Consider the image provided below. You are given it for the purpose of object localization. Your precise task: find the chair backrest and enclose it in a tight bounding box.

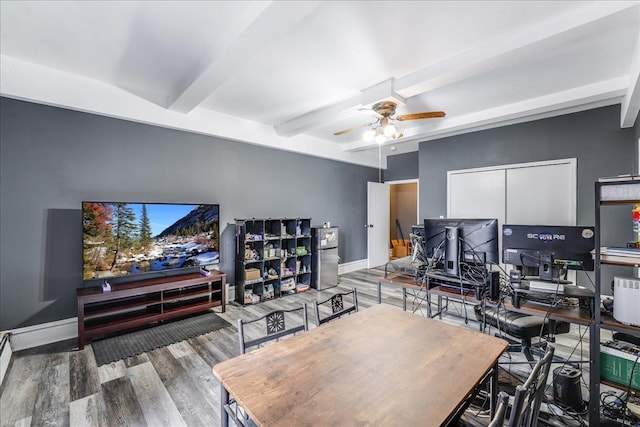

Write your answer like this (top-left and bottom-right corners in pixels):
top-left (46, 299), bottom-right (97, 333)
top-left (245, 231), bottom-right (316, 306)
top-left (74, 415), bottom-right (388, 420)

top-left (313, 288), bottom-right (359, 327)
top-left (508, 344), bottom-right (555, 427)
top-left (237, 303), bottom-right (308, 354)
top-left (488, 391), bottom-right (510, 427)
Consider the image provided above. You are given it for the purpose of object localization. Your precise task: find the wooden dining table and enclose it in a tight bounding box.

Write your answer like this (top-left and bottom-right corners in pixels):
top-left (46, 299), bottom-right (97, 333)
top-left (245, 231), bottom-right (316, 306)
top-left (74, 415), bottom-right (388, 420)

top-left (212, 304), bottom-right (508, 427)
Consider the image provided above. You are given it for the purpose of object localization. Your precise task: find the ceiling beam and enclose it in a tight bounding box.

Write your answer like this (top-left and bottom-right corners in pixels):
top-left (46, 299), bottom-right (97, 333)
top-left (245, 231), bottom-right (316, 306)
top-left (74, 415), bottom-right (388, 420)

top-left (274, 79), bottom-right (406, 137)
top-left (167, 1), bottom-right (322, 114)
top-left (621, 25), bottom-right (640, 128)
top-left (276, 1), bottom-right (638, 137)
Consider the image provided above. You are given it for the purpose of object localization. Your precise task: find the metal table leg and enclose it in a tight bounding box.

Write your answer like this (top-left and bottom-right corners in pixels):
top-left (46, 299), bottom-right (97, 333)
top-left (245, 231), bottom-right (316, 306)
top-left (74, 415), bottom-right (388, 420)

top-left (221, 383), bottom-right (229, 427)
top-left (489, 361), bottom-right (498, 418)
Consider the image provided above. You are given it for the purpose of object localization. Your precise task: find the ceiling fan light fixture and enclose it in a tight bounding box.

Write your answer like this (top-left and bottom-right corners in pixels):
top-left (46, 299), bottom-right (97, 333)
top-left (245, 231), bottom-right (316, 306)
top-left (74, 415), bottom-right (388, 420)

top-left (383, 123), bottom-right (397, 137)
top-left (363, 128), bottom-right (376, 142)
top-left (335, 100), bottom-right (445, 143)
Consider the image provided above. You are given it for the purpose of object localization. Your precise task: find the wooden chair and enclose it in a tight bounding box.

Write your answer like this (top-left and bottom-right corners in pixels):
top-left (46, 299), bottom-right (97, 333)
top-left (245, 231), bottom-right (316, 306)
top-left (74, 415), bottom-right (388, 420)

top-left (237, 303), bottom-right (308, 354)
top-left (507, 344), bottom-right (555, 427)
top-left (313, 288), bottom-right (358, 327)
top-left (488, 391), bottom-right (510, 427)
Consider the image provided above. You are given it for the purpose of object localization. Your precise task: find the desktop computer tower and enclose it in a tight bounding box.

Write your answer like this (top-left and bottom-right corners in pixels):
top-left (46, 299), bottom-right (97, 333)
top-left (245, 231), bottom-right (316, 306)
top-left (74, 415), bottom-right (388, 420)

top-left (444, 226), bottom-right (460, 277)
top-left (487, 270), bottom-right (501, 300)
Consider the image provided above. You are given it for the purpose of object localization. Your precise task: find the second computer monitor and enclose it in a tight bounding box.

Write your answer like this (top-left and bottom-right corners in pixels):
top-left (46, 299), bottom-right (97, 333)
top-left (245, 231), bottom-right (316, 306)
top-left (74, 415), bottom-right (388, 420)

top-left (423, 218), bottom-right (499, 276)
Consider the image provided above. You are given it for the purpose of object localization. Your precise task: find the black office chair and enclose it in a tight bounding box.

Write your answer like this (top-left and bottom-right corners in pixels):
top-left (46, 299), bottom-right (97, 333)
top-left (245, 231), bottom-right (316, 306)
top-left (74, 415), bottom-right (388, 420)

top-left (237, 303), bottom-right (309, 354)
top-left (507, 344), bottom-right (555, 427)
top-left (313, 288), bottom-right (358, 327)
top-left (488, 391), bottom-right (510, 427)
top-left (474, 304), bottom-right (569, 362)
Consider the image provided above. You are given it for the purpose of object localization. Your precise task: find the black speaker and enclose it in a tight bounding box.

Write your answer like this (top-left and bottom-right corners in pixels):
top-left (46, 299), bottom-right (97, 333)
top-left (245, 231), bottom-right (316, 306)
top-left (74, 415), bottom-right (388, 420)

top-left (553, 366), bottom-right (583, 411)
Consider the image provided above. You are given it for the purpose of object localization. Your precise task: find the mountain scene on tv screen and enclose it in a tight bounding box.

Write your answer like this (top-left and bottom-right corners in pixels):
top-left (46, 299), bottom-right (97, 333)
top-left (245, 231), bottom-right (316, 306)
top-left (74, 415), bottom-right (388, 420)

top-left (83, 203), bottom-right (219, 280)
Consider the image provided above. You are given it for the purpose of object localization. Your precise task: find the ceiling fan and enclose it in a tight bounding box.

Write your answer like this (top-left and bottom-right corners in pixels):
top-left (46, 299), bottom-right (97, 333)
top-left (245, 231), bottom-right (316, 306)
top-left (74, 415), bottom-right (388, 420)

top-left (333, 101), bottom-right (445, 143)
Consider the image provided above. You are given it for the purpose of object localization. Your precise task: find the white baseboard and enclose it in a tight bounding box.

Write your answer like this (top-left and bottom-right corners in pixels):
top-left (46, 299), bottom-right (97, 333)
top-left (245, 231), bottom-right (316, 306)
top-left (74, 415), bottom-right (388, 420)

top-left (338, 259), bottom-right (368, 275)
top-left (6, 317), bottom-right (77, 351)
top-left (0, 334), bottom-right (12, 387)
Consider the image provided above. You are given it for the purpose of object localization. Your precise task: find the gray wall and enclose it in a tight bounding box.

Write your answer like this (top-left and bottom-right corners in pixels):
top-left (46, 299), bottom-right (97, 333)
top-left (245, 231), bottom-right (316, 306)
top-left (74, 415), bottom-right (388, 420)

top-left (419, 105), bottom-right (636, 292)
top-left (384, 151), bottom-right (418, 181)
top-left (0, 98), bottom-right (378, 329)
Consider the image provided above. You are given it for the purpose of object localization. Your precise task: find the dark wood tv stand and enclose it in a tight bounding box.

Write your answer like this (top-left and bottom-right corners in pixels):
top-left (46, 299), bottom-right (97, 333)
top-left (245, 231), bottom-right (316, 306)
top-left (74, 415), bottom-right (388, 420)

top-left (76, 270), bottom-right (226, 350)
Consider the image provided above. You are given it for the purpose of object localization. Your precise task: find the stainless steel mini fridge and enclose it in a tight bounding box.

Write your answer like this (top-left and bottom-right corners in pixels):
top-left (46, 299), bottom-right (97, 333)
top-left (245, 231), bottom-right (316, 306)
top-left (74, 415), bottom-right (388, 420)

top-left (311, 226), bottom-right (339, 290)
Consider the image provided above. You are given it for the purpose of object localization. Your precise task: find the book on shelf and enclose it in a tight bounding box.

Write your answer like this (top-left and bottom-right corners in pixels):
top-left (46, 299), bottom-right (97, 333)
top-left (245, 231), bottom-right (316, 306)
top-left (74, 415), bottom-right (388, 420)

top-left (600, 254), bottom-right (640, 265)
top-left (598, 174), bottom-right (639, 182)
top-left (592, 247), bottom-right (640, 264)
top-left (600, 246), bottom-right (640, 257)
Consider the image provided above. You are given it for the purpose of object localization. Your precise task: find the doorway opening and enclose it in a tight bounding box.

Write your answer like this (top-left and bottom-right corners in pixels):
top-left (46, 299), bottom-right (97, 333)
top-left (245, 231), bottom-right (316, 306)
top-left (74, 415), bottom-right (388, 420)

top-left (389, 180), bottom-right (418, 259)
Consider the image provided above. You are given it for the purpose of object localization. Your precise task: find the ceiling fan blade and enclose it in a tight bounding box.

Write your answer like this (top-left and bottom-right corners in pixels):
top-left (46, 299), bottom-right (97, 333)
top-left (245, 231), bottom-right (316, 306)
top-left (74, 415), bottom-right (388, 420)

top-left (333, 122), bottom-right (375, 136)
top-left (396, 111), bottom-right (446, 121)
top-left (358, 108), bottom-right (383, 119)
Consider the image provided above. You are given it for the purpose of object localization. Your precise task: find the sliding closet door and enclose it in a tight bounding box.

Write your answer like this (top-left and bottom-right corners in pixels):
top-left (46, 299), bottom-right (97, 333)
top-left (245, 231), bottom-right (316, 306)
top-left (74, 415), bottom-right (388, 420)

top-left (448, 169), bottom-right (506, 224)
top-left (506, 162), bottom-right (576, 225)
top-left (448, 159), bottom-right (576, 225)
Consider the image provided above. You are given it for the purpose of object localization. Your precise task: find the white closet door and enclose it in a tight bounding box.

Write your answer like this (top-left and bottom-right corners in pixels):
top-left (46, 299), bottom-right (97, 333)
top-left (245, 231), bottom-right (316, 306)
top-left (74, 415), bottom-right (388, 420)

top-left (506, 162), bottom-right (576, 225)
top-left (448, 169), bottom-right (506, 223)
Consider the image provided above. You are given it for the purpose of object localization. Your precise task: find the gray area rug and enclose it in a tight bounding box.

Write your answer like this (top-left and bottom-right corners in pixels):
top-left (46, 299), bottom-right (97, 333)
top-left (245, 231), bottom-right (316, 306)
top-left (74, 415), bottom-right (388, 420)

top-left (91, 312), bottom-right (232, 366)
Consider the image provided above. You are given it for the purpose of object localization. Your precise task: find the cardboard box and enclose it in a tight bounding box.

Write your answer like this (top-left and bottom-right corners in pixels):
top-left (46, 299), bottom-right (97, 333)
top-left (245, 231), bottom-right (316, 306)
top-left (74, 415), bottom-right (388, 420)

top-left (245, 268), bottom-right (261, 281)
top-left (393, 246), bottom-right (408, 257)
top-left (600, 341), bottom-right (640, 391)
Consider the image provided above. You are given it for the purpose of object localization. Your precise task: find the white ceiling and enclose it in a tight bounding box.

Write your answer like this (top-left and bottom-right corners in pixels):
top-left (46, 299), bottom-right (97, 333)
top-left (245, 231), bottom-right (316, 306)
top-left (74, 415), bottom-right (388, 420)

top-left (1, 1), bottom-right (639, 168)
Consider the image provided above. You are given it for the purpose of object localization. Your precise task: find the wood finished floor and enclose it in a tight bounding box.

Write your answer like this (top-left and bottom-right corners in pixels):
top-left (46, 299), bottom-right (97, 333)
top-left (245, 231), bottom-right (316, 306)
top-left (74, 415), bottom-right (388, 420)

top-left (0, 267), bottom-right (604, 427)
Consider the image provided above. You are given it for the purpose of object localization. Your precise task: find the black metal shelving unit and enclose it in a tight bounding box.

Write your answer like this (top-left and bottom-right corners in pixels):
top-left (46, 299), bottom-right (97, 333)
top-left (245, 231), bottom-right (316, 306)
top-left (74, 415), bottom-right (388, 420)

top-left (591, 177), bottom-right (640, 425)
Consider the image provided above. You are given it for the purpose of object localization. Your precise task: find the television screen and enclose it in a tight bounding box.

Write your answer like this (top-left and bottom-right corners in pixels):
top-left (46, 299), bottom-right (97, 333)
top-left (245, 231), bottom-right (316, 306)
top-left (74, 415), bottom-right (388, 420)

top-left (82, 202), bottom-right (220, 280)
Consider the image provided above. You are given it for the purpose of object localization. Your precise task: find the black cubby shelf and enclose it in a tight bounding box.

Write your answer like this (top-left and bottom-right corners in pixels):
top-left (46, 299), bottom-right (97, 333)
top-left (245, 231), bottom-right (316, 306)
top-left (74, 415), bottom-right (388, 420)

top-left (235, 217), bottom-right (312, 305)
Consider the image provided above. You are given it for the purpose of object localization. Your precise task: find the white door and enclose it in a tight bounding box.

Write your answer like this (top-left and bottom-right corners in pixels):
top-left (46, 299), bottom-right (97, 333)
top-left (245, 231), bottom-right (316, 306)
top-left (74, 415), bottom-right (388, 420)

top-left (449, 169), bottom-right (506, 224)
top-left (367, 182), bottom-right (390, 268)
top-left (448, 159), bottom-right (576, 226)
top-left (506, 163), bottom-right (575, 225)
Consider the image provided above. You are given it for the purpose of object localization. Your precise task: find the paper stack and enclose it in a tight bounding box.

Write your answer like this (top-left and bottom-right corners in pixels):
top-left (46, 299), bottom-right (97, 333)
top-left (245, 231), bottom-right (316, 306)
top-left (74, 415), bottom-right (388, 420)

top-left (599, 246), bottom-right (640, 265)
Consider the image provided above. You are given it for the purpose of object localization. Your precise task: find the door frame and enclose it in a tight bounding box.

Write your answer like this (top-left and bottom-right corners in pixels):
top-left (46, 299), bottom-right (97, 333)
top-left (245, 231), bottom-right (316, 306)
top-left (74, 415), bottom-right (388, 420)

top-left (386, 178), bottom-right (420, 226)
top-left (367, 179), bottom-right (419, 267)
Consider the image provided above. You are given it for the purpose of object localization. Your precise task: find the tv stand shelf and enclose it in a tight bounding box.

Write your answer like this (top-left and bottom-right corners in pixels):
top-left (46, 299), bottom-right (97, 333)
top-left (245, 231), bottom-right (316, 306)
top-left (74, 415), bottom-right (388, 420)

top-left (76, 270), bottom-right (226, 350)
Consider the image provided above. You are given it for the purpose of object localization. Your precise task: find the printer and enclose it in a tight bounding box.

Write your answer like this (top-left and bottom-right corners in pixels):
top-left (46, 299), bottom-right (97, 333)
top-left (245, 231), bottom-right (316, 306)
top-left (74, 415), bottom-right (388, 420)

top-left (613, 276), bottom-right (640, 327)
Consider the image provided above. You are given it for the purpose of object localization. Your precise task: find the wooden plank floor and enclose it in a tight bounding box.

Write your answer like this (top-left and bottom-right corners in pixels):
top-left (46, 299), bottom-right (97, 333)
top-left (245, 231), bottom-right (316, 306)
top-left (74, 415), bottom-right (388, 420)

top-left (0, 267), bottom-right (607, 426)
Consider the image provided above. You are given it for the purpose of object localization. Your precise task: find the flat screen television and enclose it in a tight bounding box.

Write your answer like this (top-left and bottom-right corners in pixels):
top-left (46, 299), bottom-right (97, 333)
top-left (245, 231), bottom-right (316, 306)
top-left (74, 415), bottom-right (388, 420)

top-left (82, 202), bottom-right (220, 281)
top-left (502, 224), bottom-right (595, 280)
top-left (423, 218), bottom-right (499, 277)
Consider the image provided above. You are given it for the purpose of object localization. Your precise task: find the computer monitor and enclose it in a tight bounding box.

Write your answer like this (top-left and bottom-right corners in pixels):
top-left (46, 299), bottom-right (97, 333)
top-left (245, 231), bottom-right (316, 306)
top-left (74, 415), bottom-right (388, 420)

top-left (501, 224), bottom-right (595, 280)
top-left (423, 218), bottom-right (499, 277)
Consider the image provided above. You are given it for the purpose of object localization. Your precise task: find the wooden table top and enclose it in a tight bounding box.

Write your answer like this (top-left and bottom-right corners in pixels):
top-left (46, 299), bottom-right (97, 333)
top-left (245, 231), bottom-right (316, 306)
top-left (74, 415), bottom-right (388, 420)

top-left (213, 304), bottom-right (508, 427)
